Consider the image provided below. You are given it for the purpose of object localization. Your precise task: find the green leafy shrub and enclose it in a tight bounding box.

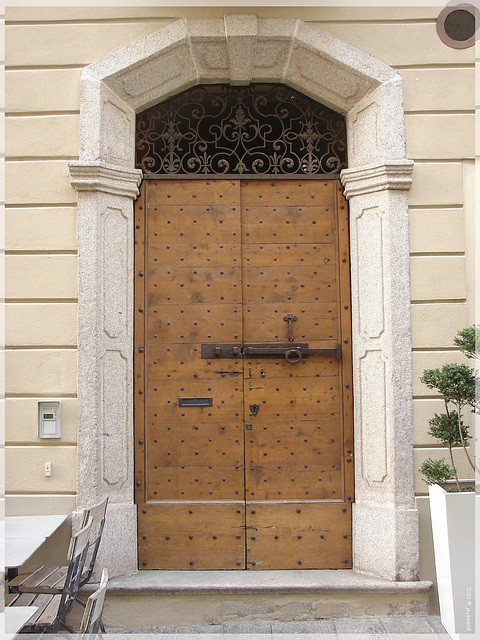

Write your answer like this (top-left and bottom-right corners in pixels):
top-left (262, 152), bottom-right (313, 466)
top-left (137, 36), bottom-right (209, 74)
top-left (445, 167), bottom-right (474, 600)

top-left (453, 325), bottom-right (479, 360)
top-left (420, 326), bottom-right (478, 490)
top-left (419, 458), bottom-right (455, 485)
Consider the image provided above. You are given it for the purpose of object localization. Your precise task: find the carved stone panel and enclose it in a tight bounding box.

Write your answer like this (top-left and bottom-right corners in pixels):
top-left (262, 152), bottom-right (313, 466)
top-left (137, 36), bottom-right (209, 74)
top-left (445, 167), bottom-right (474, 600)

top-left (355, 206), bottom-right (385, 340)
top-left (102, 207), bottom-right (128, 339)
top-left (101, 349), bottom-right (128, 486)
top-left (359, 350), bottom-right (388, 485)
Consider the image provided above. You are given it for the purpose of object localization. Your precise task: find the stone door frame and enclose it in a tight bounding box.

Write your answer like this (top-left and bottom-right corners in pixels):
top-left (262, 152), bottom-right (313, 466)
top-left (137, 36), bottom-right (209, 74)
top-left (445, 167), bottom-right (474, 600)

top-left (69, 15), bottom-right (419, 581)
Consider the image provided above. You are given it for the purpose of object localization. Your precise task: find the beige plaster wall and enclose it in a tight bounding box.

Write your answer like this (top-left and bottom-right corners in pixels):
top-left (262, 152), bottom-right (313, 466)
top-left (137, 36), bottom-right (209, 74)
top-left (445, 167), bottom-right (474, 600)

top-left (4, 7), bottom-right (474, 519)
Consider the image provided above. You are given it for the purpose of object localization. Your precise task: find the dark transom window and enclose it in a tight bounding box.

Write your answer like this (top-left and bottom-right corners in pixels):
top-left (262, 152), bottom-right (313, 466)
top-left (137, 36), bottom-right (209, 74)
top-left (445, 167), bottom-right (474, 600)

top-left (136, 84), bottom-right (347, 178)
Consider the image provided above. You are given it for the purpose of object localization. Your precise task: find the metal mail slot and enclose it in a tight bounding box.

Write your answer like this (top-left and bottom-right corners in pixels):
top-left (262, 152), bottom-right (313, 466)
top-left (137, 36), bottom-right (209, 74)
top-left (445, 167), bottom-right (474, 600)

top-left (178, 397), bottom-right (213, 407)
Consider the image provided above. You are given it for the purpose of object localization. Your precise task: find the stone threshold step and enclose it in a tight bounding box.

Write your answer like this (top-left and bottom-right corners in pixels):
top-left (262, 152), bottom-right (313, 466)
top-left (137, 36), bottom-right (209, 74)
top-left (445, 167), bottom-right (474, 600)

top-left (90, 570), bottom-right (432, 596)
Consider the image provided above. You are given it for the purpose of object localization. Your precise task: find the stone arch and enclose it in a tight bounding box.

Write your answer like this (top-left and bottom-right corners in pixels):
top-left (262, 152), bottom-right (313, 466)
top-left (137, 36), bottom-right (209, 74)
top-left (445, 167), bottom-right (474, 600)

top-left (69, 15), bottom-right (418, 581)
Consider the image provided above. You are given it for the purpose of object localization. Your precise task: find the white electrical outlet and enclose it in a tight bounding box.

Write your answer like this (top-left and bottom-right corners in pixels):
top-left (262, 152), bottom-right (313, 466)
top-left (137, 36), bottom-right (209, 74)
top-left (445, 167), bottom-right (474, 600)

top-left (45, 462), bottom-right (52, 477)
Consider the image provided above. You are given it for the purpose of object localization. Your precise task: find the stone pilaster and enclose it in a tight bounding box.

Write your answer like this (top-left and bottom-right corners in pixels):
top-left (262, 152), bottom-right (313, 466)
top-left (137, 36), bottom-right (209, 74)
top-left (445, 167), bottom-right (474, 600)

top-left (341, 161), bottom-right (419, 581)
top-left (69, 161), bottom-right (143, 578)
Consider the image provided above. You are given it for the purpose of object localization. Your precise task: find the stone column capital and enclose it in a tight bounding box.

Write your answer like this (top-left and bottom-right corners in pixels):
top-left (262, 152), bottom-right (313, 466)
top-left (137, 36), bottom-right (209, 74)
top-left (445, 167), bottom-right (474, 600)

top-left (69, 161), bottom-right (143, 198)
top-left (340, 160), bottom-right (414, 199)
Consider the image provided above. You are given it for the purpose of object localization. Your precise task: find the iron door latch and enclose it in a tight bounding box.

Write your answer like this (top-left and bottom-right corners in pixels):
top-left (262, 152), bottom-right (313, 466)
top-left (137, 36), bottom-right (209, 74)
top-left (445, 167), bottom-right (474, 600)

top-left (201, 343), bottom-right (341, 363)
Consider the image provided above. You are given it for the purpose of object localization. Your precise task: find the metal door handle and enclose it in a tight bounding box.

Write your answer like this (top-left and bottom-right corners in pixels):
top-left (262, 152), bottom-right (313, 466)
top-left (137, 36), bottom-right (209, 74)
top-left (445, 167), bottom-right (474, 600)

top-left (283, 314), bottom-right (298, 342)
top-left (285, 347), bottom-right (303, 364)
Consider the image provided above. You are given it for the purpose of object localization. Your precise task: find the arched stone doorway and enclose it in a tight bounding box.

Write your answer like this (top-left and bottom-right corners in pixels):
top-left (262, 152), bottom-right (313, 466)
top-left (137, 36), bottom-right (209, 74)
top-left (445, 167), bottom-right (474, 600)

top-left (69, 15), bottom-right (418, 582)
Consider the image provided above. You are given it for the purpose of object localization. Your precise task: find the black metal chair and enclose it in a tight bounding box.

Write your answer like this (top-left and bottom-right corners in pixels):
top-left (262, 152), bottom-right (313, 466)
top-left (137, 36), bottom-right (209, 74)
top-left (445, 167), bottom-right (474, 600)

top-left (9, 518), bottom-right (92, 633)
top-left (9, 497), bottom-right (108, 601)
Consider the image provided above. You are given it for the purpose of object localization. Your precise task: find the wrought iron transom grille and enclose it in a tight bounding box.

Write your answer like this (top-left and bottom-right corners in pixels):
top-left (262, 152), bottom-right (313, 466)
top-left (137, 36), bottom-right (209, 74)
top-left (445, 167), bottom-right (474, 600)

top-left (136, 84), bottom-right (347, 177)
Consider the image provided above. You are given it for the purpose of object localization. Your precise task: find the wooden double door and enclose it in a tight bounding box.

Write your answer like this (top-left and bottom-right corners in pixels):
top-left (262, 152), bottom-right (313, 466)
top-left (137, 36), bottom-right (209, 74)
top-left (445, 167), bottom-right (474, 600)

top-left (134, 178), bottom-right (353, 570)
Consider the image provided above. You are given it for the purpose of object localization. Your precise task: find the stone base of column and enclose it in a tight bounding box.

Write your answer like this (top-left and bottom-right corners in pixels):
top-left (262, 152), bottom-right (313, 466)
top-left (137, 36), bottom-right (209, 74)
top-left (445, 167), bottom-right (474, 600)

top-left (353, 502), bottom-right (419, 582)
top-left (73, 502), bottom-right (138, 580)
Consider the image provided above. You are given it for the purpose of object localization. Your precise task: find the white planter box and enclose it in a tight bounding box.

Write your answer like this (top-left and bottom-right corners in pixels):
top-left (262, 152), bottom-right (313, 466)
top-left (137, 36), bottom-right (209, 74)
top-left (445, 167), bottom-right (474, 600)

top-left (428, 484), bottom-right (476, 639)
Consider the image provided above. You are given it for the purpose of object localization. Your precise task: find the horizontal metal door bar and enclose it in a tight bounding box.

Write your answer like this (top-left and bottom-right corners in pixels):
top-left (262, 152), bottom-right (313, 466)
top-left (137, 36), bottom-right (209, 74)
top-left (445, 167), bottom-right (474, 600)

top-left (201, 343), bottom-right (341, 361)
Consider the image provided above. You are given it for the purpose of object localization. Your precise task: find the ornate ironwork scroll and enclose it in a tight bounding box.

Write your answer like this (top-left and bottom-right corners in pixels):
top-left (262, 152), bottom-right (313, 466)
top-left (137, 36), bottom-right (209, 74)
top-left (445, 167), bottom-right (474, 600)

top-left (136, 84), bottom-right (347, 177)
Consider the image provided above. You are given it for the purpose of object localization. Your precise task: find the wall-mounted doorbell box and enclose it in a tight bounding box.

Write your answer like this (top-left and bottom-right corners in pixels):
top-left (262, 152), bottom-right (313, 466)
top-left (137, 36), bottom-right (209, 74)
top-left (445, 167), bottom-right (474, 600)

top-left (38, 401), bottom-right (62, 439)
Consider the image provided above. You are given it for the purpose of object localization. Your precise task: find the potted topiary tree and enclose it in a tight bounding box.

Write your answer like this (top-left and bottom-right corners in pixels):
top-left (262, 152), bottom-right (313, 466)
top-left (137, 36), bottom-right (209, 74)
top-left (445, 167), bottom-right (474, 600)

top-left (419, 326), bottom-right (478, 640)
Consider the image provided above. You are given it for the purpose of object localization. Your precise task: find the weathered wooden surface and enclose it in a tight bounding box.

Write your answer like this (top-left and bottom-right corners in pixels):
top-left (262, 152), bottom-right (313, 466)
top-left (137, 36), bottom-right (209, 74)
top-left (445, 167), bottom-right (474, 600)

top-left (135, 178), bottom-right (353, 570)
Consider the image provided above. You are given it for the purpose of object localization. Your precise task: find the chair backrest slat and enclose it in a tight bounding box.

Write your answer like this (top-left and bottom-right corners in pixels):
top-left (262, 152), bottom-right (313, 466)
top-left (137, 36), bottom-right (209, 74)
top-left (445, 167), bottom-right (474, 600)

top-left (80, 496), bottom-right (108, 587)
top-left (80, 567), bottom-right (109, 637)
top-left (53, 518), bottom-right (93, 631)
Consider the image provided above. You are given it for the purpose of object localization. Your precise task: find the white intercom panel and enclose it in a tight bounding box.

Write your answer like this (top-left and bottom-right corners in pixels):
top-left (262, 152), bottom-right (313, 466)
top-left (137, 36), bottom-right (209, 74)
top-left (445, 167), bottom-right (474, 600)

top-left (38, 401), bottom-right (62, 439)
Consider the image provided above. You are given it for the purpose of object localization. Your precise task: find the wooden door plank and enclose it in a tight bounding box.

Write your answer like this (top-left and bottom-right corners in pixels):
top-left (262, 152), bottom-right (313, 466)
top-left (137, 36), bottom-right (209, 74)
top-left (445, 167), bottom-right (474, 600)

top-left (245, 419), bottom-right (341, 465)
top-left (245, 465), bottom-right (342, 501)
top-left (242, 206), bottom-right (334, 243)
top-left (134, 183), bottom-right (147, 501)
top-left (243, 266), bottom-right (337, 304)
top-left (244, 351), bottom-right (339, 378)
top-left (147, 343), bottom-right (243, 380)
top-left (243, 242), bottom-right (335, 267)
top-left (147, 205), bottom-right (241, 244)
top-left (147, 266), bottom-right (241, 304)
top-left (335, 184), bottom-right (355, 498)
top-left (147, 179), bottom-right (241, 206)
top-left (148, 242), bottom-right (238, 268)
top-left (147, 303), bottom-right (241, 344)
top-left (240, 179), bottom-right (335, 206)
top-left (146, 465), bottom-right (245, 501)
top-left (138, 503), bottom-right (245, 570)
top-left (147, 422), bottom-right (244, 466)
top-left (245, 502), bottom-right (352, 569)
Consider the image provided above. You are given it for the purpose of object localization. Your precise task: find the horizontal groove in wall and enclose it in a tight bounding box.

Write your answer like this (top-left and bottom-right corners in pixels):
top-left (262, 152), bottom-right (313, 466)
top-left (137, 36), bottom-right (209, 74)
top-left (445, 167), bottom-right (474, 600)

top-left (409, 252), bottom-right (465, 257)
top-left (412, 347), bottom-right (462, 353)
top-left (6, 250), bottom-right (78, 256)
top-left (7, 444), bottom-right (77, 450)
top-left (413, 443), bottom-right (462, 449)
top-left (6, 65), bottom-right (86, 71)
top-left (411, 157), bottom-right (474, 163)
top-left (6, 157), bottom-right (79, 162)
top-left (6, 491), bottom-right (77, 496)
top-left (6, 111), bottom-right (80, 117)
top-left (414, 395), bottom-right (443, 401)
top-left (6, 204), bottom-right (76, 211)
top-left (410, 201), bottom-right (463, 211)
top-left (5, 203), bottom-right (78, 209)
top-left (6, 393), bottom-right (78, 399)
top-left (408, 204), bottom-right (464, 210)
top-left (409, 159), bottom-right (465, 164)
top-left (6, 17), bottom-right (172, 26)
top-left (5, 346), bottom-right (78, 351)
top-left (6, 441), bottom-right (77, 447)
top-left (405, 110), bottom-right (475, 116)
top-left (7, 493), bottom-right (76, 497)
top-left (392, 63), bottom-right (475, 70)
top-left (5, 298), bottom-right (78, 304)
top-left (5, 16), bottom-right (439, 25)
top-left (410, 298), bottom-right (466, 305)
top-left (316, 18), bottom-right (437, 24)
